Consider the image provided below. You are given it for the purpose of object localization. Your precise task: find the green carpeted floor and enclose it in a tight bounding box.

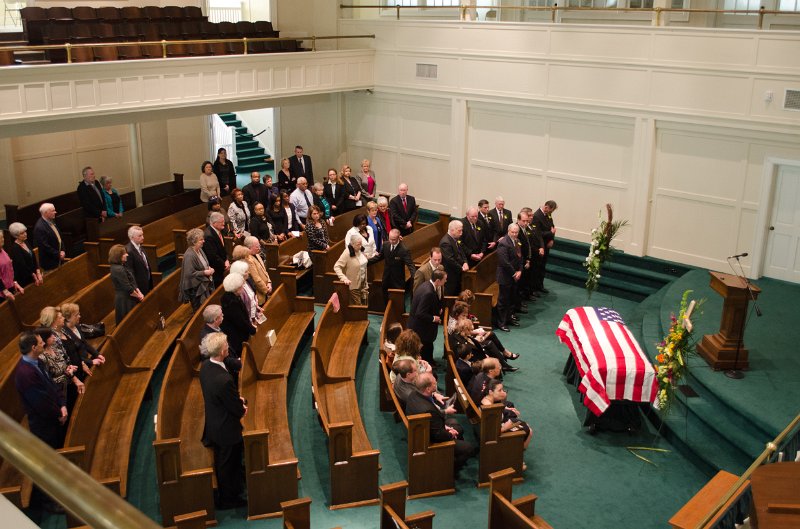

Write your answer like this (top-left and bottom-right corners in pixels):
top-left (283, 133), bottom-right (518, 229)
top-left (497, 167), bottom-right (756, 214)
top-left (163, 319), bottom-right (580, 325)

top-left (37, 279), bottom-right (721, 529)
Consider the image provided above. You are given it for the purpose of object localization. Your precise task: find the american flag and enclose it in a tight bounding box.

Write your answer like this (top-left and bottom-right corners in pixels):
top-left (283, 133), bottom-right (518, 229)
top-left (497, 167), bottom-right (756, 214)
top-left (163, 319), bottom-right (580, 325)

top-left (556, 307), bottom-right (658, 416)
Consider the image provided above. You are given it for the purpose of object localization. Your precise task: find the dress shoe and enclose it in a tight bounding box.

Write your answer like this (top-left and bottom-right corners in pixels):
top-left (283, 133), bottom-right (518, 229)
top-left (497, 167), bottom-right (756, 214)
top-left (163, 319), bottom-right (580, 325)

top-left (510, 315), bottom-right (519, 321)
top-left (516, 307), bottom-right (529, 314)
top-left (505, 352), bottom-right (520, 360)
top-left (502, 365), bottom-right (519, 373)
top-left (498, 326), bottom-right (511, 332)
top-left (509, 320), bottom-right (520, 327)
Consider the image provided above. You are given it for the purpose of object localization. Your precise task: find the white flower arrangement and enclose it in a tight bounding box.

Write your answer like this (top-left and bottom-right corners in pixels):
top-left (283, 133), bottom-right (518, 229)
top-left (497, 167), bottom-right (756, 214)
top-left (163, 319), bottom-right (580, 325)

top-left (583, 204), bottom-right (628, 295)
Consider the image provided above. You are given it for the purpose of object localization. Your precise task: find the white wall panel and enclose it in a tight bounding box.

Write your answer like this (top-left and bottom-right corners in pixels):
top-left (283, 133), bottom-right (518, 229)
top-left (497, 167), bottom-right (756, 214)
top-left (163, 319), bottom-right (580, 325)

top-left (546, 177), bottom-right (628, 244)
top-left (469, 109), bottom-right (548, 170)
top-left (755, 37), bottom-right (800, 70)
top-left (399, 102), bottom-right (451, 156)
top-left (399, 153), bottom-right (450, 211)
top-left (548, 65), bottom-right (649, 106)
top-left (649, 72), bottom-right (751, 115)
top-left (467, 164), bottom-right (544, 216)
top-left (548, 120), bottom-right (633, 184)
top-left (549, 30), bottom-right (651, 62)
top-left (652, 34), bottom-right (756, 67)
top-left (460, 59), bottom-right (547, 97)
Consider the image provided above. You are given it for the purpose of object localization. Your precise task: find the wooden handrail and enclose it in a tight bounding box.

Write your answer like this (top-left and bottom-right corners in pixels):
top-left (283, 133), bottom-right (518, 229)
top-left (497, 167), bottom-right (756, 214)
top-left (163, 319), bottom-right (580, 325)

top-left (0, 34), bottom-right (375, 61)
top-left (693, 411), bottom-right (800, 529)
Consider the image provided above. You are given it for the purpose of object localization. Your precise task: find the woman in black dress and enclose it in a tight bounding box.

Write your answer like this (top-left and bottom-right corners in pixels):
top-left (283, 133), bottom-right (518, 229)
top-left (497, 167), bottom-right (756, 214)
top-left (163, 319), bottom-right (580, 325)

top-left (267, 193), bottom-right (289, 241)
top-left (249, 202), bottom-right (277, 249)
top-left (7, 222), bottom-right (42, 288)
top-left (212, 147), bottom-right (235, 196)
top-left (276, 157), bottom-right (296, 195)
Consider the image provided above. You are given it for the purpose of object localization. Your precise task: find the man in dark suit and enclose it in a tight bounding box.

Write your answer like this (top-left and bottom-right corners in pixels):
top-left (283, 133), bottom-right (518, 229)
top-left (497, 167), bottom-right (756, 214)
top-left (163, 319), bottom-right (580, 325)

top-left (467, 358), bottom-right (502, 404)
top-left (405, 373), bottom-right (475, 474)
top-left (76, 166), bottom-right (107, 221)
top-left (454, 342), bottom-right (475, 387)
top-left (379, 229), bottom-right (416, 307)
top-left (407, 268), bottom-right (447, 365)
top-left (125, 226), bottom-right (154, 296)
top-left (33, 203), bottom-right (65, 271)
top-left (460, 207), bottom-right (486, 268)
top-left (496, 224), bottom-right (522, 332)
top-left (412, 247), bottom-right (443, 296)
top-left (388, 183), bottom-right (418, 236)
top-left (531, 200), bottom-right (557, 294)
top-left (487, 196), bottom-right (513, 245)
top-left (199, 332), bottom-right (247, 510)
top-left (440, 220), bottom-right (468, 297)
top-left (242, 171), bottom-right (269, 209)
top-left (523, 206), bottom-right (545, 297)
top-left (204, 211), bottom-right (230, 289)
top-left (514, 212), bottom-right (532, 313)
top-left (477, 199), bottom-right (497, 252)
top-left (288, 145), bottom-right (314, 186)
top-left (15, 332), bottom-right (68, 513)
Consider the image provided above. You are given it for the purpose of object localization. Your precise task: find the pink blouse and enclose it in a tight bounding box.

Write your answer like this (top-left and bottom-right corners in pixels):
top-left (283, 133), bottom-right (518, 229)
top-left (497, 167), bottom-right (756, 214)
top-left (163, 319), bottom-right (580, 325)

top-left (0, 249), bottom-right (14, 292)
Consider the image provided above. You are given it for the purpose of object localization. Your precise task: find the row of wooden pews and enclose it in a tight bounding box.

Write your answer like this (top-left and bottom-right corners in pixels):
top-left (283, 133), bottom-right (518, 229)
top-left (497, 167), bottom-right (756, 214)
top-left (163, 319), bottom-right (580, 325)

top-left (154, 272), bottom-right (315, 525)
top-left (310, 281), bottom-right (378, 509)
top-left (460, 249), bottom-right (499, 329)
top-left (443, 306), bottom-right (527, 486)
top-left (378, 289), bottom-right (456, 499)
top-left (59, 268), bottom-right (193, 514)
top-left (488, 468), bottom-right (553, 529)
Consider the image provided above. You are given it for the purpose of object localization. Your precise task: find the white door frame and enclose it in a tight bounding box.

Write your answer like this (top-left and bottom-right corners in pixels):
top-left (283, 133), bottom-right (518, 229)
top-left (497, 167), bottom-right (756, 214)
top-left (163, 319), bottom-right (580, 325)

top-left (752, 156), bottom-right (800, 278)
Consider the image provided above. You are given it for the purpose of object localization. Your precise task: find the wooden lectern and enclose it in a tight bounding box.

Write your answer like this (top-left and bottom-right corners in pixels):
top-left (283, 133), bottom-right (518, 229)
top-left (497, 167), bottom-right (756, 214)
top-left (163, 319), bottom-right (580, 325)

top-left (697, 271), bottom-right (760, 370)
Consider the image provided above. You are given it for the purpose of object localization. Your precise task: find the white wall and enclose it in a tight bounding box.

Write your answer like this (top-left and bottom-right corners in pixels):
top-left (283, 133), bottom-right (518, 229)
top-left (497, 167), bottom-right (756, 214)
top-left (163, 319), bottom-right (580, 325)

top-left (236, 108), bottom-right (276, 161)
top-left (278, 93), bottom-right (345, 178)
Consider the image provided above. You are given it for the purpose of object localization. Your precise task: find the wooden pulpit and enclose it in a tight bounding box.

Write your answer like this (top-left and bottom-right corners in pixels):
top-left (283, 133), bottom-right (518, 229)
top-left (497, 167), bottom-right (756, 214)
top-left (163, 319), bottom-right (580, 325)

top-left (697, 271), bottom-right (760, 370)
top-left (750, 462), bottom-right (800, 529)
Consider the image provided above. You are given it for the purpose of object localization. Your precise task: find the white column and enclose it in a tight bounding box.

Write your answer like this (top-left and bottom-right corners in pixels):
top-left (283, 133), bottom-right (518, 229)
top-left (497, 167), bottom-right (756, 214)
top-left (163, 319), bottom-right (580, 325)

top-left (628, 116), bottom-right (655, 257)
top-left (450, 97), bottom-right (469, 217)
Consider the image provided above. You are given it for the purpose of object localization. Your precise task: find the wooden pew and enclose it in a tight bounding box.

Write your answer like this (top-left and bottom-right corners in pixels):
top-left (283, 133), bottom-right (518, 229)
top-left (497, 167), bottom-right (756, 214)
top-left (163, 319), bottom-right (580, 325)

top-left (86, 189), bottom-right (199, 242)
top-left (281, 498), bottom-right (313, 529)
top-left (239, 272), bottom-right (314, 519)
top-left (154, 287), bottom-right (224, 529)
top-left (125, 202), bottom-right (210, 259)
top-left (62, 269), bottom-right (193, 504)
top-left (310, 281), bottom-right (378, 509)
top-left (0, 347), bottom-right (31, 509)
top-left (379, 481), bottom-right (436, 529)
top-left (11, 243), bottom-right (104, 326)
top-left (443, 308), bottom-right (526, 487)
top-left (488, 468), bottom-right (552, 529)
top-left (460, 249), bottom-right (498, 330)
top-left (377, 289), bottom-right (456, 499)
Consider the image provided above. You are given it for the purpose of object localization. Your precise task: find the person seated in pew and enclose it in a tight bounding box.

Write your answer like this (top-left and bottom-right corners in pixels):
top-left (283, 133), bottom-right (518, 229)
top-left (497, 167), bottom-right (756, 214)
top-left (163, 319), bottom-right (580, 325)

top-left (33, 202), bottom-right (66, 272)
top-left (467, 357), bottom-right (501, 405)
top-left (249, 202), bottom-right (277, 250)
top-left (406, 373), bottom-right (475, 474)
top-left (109, 244), bottom-right (144, 324)
top-left (243, 236), bottom-right (272, 305)
top-left (480, 379), bottom-right (533, 452)
top-left (229, 256), bottom-right (264, 326)
top-left (0, 231), bottom-right (24, 300)
top-left (455, 290), bottom-right (520, 361)
top-left (40, 306), bottom-right (85, 413)
top-left (305, 205), bottom-right (331, 252)
top-left (333, 233), bottom-right (370, 306)
top-left (383, 322), bottom-right (403, 366)
top-left (179, 228), bottom-right (215, 311)
top-left (99, 175), bottom-right (124, 218)
top-left (227, 188), bottom-right (251, 240)
top-left (450, 318), bottom-right (517, 373)
top-left (311, 182), bottom-right (334, 225)
top-left (455, 342), bottom-right (478, 387)
top-left (392, 357), bottom-right (418, 405)
top-left (199, 304), bottom-right (241, 374)
top-left (448, 300), bottom-right (519, 364)
top-left (60, 303), bottom-right (106, 380)
top-left (8, 222), bottom-right (43, 288)
top-left (220, 272), bottom-right (256, 358)
top-left (389, 329), bottom-right (431, 384)
top-left (199, 332), bottom-right (248, 510)
top-left (199, 161), bottom-right (220, 203)
top-left (345, 214), bottom-right (378, 260)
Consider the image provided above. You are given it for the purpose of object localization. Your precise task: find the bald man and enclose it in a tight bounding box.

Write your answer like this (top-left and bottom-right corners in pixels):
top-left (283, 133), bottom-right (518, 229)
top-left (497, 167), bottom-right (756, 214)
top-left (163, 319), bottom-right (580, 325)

top-left (389, 183), bottom-right (418, 236)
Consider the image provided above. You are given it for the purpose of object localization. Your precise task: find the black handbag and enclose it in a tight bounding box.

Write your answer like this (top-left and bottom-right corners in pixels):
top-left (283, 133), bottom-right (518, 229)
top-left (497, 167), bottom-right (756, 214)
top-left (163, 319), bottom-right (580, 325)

top-left (78, 322), bottom-right (106, 339)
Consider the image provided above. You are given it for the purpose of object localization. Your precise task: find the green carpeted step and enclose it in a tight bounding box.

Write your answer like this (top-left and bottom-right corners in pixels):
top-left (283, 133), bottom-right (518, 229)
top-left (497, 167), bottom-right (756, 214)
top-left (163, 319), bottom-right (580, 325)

top-left (237, 146), bottom-right (265, 157)
top-left (556, 239), bottom-right (693, 279)
top-left (547, 263), bottom-right (654, 301)
top-left (238, 153), bottom-right (267, 164)
top-left (234, 126), bottom-right (248, 135)
top-left (236, 139), bottom-right (259, 150)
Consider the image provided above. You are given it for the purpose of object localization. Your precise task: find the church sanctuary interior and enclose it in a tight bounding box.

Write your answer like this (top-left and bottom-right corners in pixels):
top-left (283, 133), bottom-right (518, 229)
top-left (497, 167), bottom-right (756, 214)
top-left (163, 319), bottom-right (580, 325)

top-left (0, 0), bottom-right (799, 528)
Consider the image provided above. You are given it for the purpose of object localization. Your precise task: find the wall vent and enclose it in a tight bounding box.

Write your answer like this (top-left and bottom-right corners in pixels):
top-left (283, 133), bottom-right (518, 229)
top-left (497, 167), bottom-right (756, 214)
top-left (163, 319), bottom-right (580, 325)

top-left (416, 63), bottom-right (438, 79)
top-left (784, 89), bottom-right (800, 111)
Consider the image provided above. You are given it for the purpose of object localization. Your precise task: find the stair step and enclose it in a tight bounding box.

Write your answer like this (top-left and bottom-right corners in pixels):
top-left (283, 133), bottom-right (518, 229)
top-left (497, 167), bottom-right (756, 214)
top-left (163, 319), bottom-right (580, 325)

top-left (547, 264), bottom-right (654, 300)
top-left (236, 146), bottom-right (266, 157)
top-left (236, 139), bottom-right (259, 150)
top-left (238, 154), bottom-right (268, 165)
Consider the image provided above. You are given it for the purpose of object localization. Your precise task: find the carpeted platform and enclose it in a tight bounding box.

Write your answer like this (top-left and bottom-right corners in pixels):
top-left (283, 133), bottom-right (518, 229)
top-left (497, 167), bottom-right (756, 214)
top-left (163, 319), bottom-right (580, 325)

top-left (33, 264), bottom-right (798, 529)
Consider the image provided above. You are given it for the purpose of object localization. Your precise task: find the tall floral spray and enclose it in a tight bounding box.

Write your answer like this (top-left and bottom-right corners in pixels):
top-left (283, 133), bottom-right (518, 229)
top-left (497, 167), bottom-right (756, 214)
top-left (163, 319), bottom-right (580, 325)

top-left (584, 204), bottom-right (628, 296)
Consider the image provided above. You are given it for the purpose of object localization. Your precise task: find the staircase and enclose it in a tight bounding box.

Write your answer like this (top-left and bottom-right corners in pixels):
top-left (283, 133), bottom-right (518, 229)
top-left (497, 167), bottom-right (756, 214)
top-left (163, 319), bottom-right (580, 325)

top-left (217, 113), bottom-right (275, 175)
top-left (546, 238), bottom-right (693, 301)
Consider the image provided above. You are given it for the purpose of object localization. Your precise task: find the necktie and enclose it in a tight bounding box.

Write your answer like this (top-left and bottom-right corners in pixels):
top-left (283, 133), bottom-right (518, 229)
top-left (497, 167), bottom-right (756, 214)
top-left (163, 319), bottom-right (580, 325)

top-left (299, 157), bottom-right (305, 173)
top-left (391, 245), bottom-right (396, 253)
top-left (303, 191), bottom-right (312, 208)
top-left (402, 197), bottom-right (407, 212)
top-left (138, 246), bottom-right (149, 271)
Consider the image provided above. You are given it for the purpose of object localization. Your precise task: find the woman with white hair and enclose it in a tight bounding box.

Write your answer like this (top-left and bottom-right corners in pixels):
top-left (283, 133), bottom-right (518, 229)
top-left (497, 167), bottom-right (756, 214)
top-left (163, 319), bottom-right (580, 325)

top-left (8, 221), bottom-right (43, 287)
top-left (0, 231), bottom-right (23, 300)
top-left (220, 273), bottom-right (256, 357)
top-left (229, 259), bottom-right (263, 324)
top-left (179, 228), bottom-right (215, 310)
top-left (333, 233), bottom-right (370, 305)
